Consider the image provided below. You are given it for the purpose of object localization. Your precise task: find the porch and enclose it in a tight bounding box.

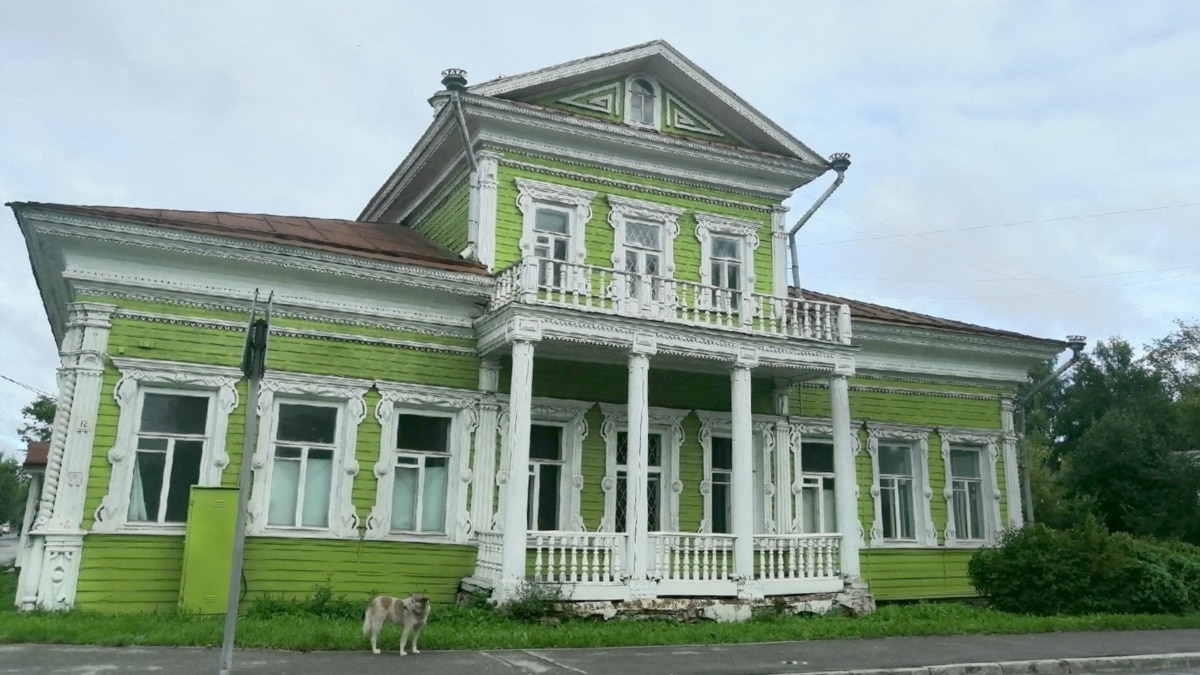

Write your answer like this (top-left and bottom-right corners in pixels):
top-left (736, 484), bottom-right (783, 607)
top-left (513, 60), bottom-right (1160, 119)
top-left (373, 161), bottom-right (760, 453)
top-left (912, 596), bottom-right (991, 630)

top-left (469, 530), bottom-right (843, 601)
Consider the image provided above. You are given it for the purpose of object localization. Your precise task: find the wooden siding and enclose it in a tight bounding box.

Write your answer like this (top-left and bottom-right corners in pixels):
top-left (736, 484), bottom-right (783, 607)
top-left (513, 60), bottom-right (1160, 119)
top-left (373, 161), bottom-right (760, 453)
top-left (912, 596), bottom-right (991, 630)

top-left (76, 535), bottom-right (185, 612)
top-left (861, 548), bottom-right (977, 600)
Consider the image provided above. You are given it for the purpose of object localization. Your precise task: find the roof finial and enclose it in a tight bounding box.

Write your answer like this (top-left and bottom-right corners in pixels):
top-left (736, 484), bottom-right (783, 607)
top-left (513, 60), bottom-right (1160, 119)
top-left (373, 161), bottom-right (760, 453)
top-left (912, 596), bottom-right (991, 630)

top-left (441, 68), bottom-right (468, 92)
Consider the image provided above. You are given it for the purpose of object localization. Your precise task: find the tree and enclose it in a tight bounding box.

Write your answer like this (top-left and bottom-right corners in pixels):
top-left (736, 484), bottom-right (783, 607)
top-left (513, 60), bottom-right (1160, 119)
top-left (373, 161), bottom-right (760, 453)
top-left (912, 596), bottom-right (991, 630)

top-left (0, 456), bottom-right (28, 529)
top-left (18, 394), bottom-right (56, 445)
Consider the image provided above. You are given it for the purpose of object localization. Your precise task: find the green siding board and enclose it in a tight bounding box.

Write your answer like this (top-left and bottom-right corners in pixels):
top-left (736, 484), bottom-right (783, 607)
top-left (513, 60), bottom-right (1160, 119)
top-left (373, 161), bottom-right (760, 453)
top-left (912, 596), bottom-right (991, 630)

top-left (861, 549), bottom-right (977, 600)
top-left (579, 408), bottom-right (608, 530)
top-left (677, 416), bottom-right (704, 533)
top-left (76, 535), bottom-right (185, 612)
top-left (414, 177), bottom-right (470, 254)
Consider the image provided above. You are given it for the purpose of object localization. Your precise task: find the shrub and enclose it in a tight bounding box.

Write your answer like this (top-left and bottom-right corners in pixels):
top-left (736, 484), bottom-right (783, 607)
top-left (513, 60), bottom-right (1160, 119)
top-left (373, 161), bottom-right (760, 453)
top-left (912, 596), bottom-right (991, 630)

top-left (245, 583), bottom-right (362, 621)
top-left (495, 582), bottom-right (569, 623)
top-left (968, 520), bottom-right (1199, 615)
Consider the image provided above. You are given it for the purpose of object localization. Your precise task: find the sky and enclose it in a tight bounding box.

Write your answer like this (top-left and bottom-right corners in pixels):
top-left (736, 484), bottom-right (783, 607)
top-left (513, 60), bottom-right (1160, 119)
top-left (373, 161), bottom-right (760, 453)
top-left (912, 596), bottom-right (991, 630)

top-left (1, 1), bottom-right (1198, 458)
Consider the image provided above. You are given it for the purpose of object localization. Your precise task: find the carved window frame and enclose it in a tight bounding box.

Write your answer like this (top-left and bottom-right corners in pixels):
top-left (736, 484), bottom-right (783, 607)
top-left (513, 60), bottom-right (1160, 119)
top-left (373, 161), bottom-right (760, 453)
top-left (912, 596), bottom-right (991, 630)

top-left (694, 212), bottom-right (761, 301)
top-left (790, 417), bottom-right (863, 544)
top-left (515, 177), bottom-right (596, 269)
top-left (939, 428), bottom-right (1003, 547)
top-left (503, 397), bottom-right (593, 532)
top-left (607, 195), bottom-right (684, 282)
top-left (92, 358), bottom-right (241, 534)
top-left (696, 410), bottom-right (778, 534)
top-left (597, 403), bottom-right (687, 533)
top-left (245, 373), bottom-right (371, 540)
top-left (623, 75), bottom-right (663, 130)
top-left (865, 422), bottom-right (937, 547)
top-left (365, 382), bottom-right (480, 544)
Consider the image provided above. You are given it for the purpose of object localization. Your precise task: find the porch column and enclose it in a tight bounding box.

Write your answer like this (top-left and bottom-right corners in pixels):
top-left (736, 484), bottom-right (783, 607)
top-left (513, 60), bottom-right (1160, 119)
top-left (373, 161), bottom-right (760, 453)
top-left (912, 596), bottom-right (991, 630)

top-left (499, 332), bottom-right (539, 595)
top-left (773, 379), bottom-right (794, 532)
top-left (731, 354), bottom-right (757, 580)
top-left (625, 337), bottom-right (655, 582)
top-left (472, 360), bottom-right (502, 533)
top-left (830, 372), bottom-right (861, 576)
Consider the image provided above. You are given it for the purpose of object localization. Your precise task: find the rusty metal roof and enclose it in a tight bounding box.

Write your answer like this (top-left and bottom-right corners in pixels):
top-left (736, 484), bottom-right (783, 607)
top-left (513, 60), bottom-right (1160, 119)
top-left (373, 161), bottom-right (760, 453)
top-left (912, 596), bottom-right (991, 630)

top-left (18, 203), bottom-right (489, 276)
top-left (24, 441), bottom-right (49, 470)
top-left (798, 288), bottom-right (1062, 344)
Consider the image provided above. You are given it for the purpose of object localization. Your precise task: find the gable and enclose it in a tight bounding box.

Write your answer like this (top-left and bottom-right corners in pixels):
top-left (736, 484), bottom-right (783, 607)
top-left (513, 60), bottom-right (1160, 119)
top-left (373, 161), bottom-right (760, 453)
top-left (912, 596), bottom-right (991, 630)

top-left (527, 75), bottom-right (748, 148)
top-left (467, 40), bottom-right (826, 165)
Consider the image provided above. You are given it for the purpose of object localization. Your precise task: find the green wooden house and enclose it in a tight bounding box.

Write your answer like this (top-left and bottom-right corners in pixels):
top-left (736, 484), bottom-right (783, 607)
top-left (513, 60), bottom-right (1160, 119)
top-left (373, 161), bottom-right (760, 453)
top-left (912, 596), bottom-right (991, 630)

top-left (10, 41), bottom-right (1064, 615)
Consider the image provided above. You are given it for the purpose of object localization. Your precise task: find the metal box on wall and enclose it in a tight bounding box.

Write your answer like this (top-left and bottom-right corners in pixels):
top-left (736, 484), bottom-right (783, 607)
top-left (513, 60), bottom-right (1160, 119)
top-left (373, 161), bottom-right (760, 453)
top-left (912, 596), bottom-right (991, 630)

top-left (179, 486), bottom-right (239, 614)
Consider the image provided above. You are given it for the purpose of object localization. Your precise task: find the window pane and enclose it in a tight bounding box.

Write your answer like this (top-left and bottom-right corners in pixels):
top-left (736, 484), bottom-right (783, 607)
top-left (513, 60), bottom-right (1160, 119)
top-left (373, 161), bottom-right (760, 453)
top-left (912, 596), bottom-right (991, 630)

top-left (879, 445), bottom-right (913, 475)
top-left (647, 474), bottom-right (661, 532)
top-left (164, 440), bottom-right (204, 522)
top-left (644, 254), bottom-right (660, 276)
top-left (137, 437), bottom-right (168, 451)
top-left (968, 482), bottom-right (984, 539)
top-left (712, 481), bottom-right (730, 534)
top-left (537, 464), bottom-right (560, 531)
top-left (615, 471), bottom-right (628, 533)
top-left (951, 449), bottom-right (981, 478)
top-left (276, 404), bottom-right (337, 444)
top-left (529, 425), bottom-right (562, 461)
top-left (391, 465), bottom-right (418, 531)
top-left (801, 486), bottom-right (819, 533)
top-left (397, 415), bottom-right (449, 453)
top-left (302, 450), bottom-right (334, 528)
top-left (822, 480), bottom-right (838, 533)
top-left (897, 479), bottom-right (915, 539)
top-left (616, 433), bottom-right (628, 466)
top-left (140, 393), bottom-right (209, 435)
top-left (268, 456), bottom-right (301, 526)
top-left (627, 221), bottom-right (660, 250)
top-left (552, 238), bottom-right (568, 261)
top-left (801, 441), bottom-right (834, 474)
top-left (422, 457), bottom-right (449, 533)
top-left (880, 482), bottom-right (896, 538)
top-left (128, 451), bottom-right (165, 522)
top-left (713, 236), bottom-right (740, 260)
top-left (648, 434), bottom-right (662, 467)
top-left (535, 209), bottom-right (568, 234)
top-left (711, 437), bottom-right (732, 470)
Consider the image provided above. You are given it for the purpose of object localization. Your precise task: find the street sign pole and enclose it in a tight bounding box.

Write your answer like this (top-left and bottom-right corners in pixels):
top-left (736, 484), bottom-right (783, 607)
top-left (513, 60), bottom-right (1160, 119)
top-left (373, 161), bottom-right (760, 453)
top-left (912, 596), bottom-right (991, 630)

top-left (218, 290), bottom-right (273, 675)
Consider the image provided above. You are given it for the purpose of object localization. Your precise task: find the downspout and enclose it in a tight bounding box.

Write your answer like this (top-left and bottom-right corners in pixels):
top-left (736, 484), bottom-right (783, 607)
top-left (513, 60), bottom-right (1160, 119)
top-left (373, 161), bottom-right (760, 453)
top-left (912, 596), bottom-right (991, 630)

top-left (788, 152), bottom-right (851, 294)
top-left (1014, 335), bottom-right (1087, 524)
top-left (442, 68), bottom-right (480, 260)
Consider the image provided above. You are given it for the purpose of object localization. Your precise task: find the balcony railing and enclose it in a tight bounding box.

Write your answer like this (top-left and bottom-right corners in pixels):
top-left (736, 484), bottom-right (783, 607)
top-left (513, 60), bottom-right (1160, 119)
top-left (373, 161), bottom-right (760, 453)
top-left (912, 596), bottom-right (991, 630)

top-left (491, 257), bottom-right (851, 345)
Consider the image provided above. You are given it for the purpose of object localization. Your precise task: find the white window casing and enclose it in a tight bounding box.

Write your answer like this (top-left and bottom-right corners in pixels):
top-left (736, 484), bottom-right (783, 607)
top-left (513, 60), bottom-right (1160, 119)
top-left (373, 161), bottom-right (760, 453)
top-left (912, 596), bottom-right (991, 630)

top-left (245, 373), bottom-right (371, 539)
top-left (515, 177), bottom-right (596, 268)
top-left (607, 194), bottom-right (684, 281)
top-left (695, 212), bottom-right (761, 311)
top-left (598, 403), bottom-right (687, 533)
top-left (623, 75), bottom-right (663, 130)
top-left (939, 428), bottom-right (1003, 547)
top-left (696, 410), bottom-right (777, 534)
top-left (865, 422), bottom-right (936, 547)
top-left (789, 417), bottom-right (862, 543)
top-left (365, 382), bottom-right (480, 543)
top-left (92, 358), bottom-right (241, 534)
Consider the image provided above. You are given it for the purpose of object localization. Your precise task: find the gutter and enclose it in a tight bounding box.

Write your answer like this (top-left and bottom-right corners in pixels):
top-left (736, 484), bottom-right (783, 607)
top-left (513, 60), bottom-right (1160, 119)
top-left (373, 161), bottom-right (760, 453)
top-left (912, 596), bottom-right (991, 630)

top-left (787, 152), bottom-right (851, 294)
top-left (441, 68), bottom-right (483, 260)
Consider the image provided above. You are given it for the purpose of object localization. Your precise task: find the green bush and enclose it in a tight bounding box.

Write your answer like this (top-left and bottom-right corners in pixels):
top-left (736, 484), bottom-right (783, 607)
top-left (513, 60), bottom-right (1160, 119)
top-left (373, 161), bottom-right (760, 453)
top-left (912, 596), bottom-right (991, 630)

top-left (968, 520), bottom-right (1199, 615)
top-left (244, 584), bottom-right (363, 621)
top-left (496, 582), bottom-right (569, 623)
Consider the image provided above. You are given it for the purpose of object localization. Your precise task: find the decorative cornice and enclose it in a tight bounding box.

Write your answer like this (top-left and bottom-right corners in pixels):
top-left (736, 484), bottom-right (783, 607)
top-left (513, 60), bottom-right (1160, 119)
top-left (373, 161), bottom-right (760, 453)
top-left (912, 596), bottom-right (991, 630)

top-left (797, 381), bottom-right (1000, 401)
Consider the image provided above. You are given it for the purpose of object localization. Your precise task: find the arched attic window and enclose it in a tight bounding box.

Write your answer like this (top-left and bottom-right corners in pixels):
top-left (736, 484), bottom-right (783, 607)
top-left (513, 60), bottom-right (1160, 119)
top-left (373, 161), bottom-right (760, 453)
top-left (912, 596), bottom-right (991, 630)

top-left (625, 76), bottom-right (660, 129)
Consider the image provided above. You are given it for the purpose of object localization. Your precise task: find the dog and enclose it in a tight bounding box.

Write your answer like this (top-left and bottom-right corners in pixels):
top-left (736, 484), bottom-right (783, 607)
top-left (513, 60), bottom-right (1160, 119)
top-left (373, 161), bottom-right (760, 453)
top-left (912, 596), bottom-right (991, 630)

top-left (362, 593), bottom-right (431, 655)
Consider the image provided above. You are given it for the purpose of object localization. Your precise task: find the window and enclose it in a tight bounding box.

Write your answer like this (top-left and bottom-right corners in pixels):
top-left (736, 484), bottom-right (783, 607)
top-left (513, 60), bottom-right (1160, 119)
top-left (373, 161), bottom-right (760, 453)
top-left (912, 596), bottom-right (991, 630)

top-left (127, 392), bottom-right (210, 524)
top-left (528, 425), bottom-right (564, 531)
top-left (392, 413), bottom-right (451, 534)
top-left (709, 437), bottom-right (732, 534)
top-left (600, 404), bottom-right (686, 534)
top-left (624, 220), bottom-right (663, 302)
top-left (267, 403), bottom-right (338, 528)
top-left (694, 213), bottom-right (760, 314)
top-left (606, 196), bottom-right (683, 312)
top-left (877, 443), bottom-right (916, 540)
top-left (515, 178), bottom-right (596, 280)
top-left (798, 439), bottom-right (837, 534)
top-left (533, 208), bottom-right (570, 288)
top-left (865, 424), bottom-right (936, 547)
top-left (949, 447), bottom-right (984, 541)
top-left (940, 430), bottom-right (1002, 546)
top-left (629, 77), bottom-right (656, 126)
top-left (94, 358), bottom-right (241, 534)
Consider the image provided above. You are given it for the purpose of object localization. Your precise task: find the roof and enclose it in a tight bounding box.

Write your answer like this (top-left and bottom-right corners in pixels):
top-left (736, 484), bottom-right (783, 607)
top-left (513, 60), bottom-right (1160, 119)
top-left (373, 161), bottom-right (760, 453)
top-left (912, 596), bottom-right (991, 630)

top-left (24, 441), bottom-right (49, 470)
top-left (14, 203), bottom-right (489, 276)
top-left (799, 288), bottom-right (1063, 344)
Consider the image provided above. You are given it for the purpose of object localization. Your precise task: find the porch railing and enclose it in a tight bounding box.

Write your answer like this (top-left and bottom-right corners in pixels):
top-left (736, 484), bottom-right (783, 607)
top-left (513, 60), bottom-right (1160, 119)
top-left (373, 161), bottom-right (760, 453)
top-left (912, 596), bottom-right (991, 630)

top-left (649, 532), bottom-right (736, 583)
top-left (531, 531), bottom-right (624, 584)
top-left (474, 530), bottom-right (504, 586)
top-left (755, 533), bottom-right (841, 581)
top-left (490, 257), bottom-right (850, 345)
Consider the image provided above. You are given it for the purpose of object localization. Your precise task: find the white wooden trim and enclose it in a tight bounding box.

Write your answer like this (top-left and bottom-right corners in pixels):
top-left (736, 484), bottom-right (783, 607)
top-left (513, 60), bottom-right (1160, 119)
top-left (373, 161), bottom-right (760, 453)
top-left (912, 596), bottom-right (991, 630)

top-left (515, 177), bottom-right (596, 266)
top-left (598, 403), bottom-right (688, 533)
top-left (528, 398), bottom-right (593, 531)
top-left (939, 427), bottom-right (1004, 547)
top-left (864, 421), bottom-right (936, 547)
top-left (606, 194), bottom-right (684, 281)
top-left (623, 74), bottom-right (663, 131)
top-left (694, 211), bottom-right (762, 297)
top-left (695, 410), bottom-right (777, 534)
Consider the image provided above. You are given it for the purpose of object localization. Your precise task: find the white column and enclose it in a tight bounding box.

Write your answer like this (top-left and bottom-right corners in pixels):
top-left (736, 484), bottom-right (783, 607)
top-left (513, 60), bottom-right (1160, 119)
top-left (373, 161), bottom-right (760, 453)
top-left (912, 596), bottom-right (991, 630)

top-left (474, 151), bottom-right (501, 270)
top-left (499, 338), bottom-right (537, 596)
top-left (625, 339), bottom-right (654, 581)
top-left (830, 372), bottom-right (860, 576)
top-left (771, 205), bottom-right (789, 297)
top-left (772, 379), bottom-right (793, 532)
top-left (731, 354), bottom-right (757, 582)
top-left (1000, 397), bottom-right (1023, 527)
top-left (472, 360), bottom-right (502, 533)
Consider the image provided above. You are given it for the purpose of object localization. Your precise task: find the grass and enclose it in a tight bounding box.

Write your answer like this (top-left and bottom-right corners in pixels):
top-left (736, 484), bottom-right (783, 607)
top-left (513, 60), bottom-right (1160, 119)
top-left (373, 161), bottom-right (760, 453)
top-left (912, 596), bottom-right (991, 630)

top-left (4, 569), bottom-right (1200, 651)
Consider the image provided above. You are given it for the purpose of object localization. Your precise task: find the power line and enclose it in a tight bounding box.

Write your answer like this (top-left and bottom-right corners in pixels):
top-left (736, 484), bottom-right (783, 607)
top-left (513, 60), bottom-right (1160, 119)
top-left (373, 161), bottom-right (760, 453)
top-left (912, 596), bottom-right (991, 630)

top-left (0, 374), bottom-right (52, 398)
top-left (807, 264), bottom-right (1197, 284)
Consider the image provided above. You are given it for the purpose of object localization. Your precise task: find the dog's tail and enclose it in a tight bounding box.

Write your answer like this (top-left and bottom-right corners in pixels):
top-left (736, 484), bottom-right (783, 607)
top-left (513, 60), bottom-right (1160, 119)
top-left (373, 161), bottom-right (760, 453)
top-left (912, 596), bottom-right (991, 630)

top-left (362, 603), bottom-right (372, 637)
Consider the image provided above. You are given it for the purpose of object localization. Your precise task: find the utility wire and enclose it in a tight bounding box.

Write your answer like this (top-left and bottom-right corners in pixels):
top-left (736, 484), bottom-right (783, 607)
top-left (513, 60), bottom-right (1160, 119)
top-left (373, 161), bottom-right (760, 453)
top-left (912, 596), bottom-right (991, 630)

top-left (0, 374), bottom-right (52, 398)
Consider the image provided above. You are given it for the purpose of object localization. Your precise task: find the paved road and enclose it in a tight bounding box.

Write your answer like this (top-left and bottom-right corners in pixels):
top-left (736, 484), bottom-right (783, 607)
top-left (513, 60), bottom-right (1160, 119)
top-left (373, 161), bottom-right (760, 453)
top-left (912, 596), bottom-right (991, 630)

top-left (3, 630), bottom-right (1200, 675)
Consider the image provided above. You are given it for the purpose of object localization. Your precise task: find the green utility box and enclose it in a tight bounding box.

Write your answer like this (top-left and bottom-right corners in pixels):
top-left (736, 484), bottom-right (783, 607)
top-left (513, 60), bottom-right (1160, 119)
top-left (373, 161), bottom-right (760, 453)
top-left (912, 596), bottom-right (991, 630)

top-left (179, 486), bottom-right (239, 614)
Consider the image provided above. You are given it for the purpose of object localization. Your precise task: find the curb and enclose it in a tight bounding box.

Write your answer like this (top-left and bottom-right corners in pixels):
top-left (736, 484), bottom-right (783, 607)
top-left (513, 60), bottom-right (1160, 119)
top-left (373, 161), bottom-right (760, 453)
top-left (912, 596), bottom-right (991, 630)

top-left (788, 653), bottom-right (1200, 675)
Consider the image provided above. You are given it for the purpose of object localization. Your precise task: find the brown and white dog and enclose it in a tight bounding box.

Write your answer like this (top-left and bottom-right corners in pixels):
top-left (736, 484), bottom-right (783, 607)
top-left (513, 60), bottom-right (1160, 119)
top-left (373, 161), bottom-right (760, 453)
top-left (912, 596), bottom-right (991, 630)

top-left (362, 593), bottom-right (431, 655)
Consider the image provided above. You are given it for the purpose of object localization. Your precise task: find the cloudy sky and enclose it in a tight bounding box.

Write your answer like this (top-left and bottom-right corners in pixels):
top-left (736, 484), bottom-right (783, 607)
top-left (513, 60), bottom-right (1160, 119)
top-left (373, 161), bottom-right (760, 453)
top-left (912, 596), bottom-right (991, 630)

top-left (2, 1), bottom-right (1197, 457)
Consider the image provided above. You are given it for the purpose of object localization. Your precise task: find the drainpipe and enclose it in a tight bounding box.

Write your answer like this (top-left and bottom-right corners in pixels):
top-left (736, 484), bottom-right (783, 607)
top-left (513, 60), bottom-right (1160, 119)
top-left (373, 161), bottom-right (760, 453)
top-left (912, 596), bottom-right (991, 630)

top-left (441, 68), bottom-right (481, 260)
top-left (1014, 335), bottom-right (1087, 524)
top-left (788, 153), bottom-right (851, 294)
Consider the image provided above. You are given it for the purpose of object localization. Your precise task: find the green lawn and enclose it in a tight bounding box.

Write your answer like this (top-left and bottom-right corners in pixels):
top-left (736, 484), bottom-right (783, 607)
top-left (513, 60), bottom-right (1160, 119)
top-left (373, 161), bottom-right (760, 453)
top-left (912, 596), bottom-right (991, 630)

top-left (5, 570), bottom-right (1200, 651)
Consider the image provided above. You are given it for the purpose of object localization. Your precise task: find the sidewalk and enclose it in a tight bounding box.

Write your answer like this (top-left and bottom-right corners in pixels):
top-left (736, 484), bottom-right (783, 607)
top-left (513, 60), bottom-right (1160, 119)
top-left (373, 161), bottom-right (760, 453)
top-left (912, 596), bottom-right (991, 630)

top-left (2, 629), bottom-right (1199, 675)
